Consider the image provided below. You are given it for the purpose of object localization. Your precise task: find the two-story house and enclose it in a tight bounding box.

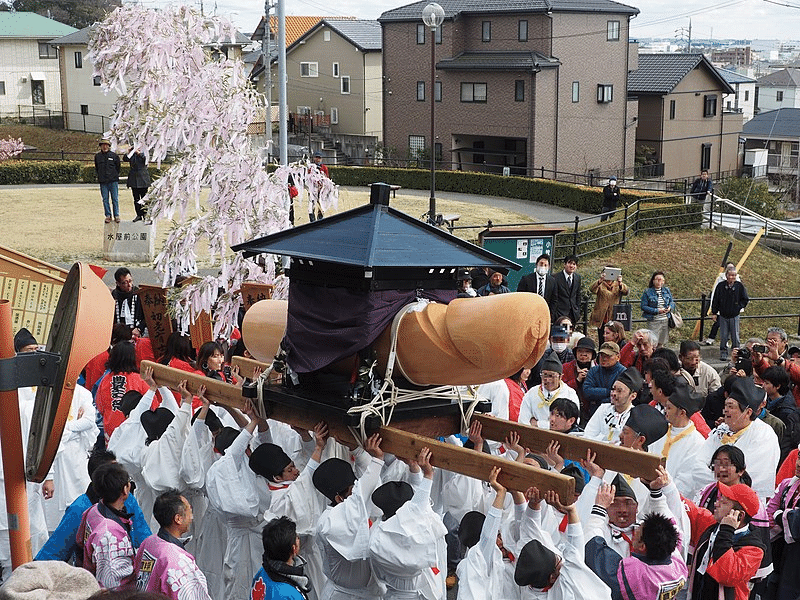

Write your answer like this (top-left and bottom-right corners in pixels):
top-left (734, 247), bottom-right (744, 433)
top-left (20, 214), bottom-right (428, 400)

top-left (275, 18), bottom-right (382, 157)
top-left (742, 108), bottom-right (800, 177)
top-left (756, 68), bottom-right (800, 113)
top-left (0, 12), bottom-right (76, 117)
top-left (379, 0), bottom-right (639, 177)
top-left (628, 53), bottom-right (740, 180)
top-left (718, 68), bottom-right (756, 123)
top-left (51, 25), bottom-right (252, 134)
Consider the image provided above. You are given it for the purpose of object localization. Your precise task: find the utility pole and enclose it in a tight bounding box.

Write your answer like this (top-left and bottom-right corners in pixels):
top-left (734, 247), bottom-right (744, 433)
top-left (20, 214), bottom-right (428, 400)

top-left (687, 19), bottom-right (692, 53)
top-left (277, 0), bottom-right (287, 165)
top-left (262, 1), bottom-right (272, 150)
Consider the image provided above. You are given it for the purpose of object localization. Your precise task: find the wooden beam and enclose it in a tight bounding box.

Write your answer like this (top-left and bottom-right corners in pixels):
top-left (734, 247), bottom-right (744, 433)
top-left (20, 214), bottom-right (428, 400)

top-left (231, 356), bottom-right (272, 381)
top-left (380, 427), bottom-right (575, 497)
top-left (473, 414), bottom-right (660, 481)
top-left (143, 361), bottom-right (248, 410)
top-left (143, 360), bottom-right (567, 492)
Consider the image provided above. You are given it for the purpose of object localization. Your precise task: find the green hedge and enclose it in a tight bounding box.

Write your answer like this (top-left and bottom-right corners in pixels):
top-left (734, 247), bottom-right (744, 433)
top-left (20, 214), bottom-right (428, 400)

top-left (0, 160), bottom-right (82, 184)
top-left (323, 166), bottom-right (672, 214)
top-left (80, 164), bottom-right (163, 183)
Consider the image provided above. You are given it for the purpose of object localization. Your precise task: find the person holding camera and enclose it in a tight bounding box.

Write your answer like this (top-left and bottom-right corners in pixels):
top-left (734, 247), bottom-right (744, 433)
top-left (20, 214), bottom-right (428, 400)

top-left (711, 267), bottom-right (749, 362)
top-left (589, 266), bottom-right (628, 342)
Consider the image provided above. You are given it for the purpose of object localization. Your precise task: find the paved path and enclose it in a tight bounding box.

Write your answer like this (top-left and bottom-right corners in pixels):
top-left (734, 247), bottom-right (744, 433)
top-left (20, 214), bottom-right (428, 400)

top-left (52, 186), bottom-right (594, 287)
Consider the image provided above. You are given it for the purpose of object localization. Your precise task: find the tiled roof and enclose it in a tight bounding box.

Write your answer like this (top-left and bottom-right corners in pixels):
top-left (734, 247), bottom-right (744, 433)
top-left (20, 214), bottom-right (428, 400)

top-left (437, 51), bottom-right (559, 71)
top-left (51, 25), bottom-right (250, 46)
top-left (379, 0), bottom-right (637, 22)
top-left (0, 12), bottom-right (76, 38)
top-left (323, 19), bottom-right (381, 51)
top-left (757, 68), bottom-right (800, 87)
top-left (628, 53), bottom-right (734, 95)
top-left (742, 108), bottom-right (800, 138)
top-left (251, 16), bottom-right (356, 47)
top-left (717, 67), bottom-right (756, 85)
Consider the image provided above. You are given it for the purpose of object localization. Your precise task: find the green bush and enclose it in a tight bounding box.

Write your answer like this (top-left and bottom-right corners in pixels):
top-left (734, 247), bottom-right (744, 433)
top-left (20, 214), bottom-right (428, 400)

top-left (0, 160), bottom-right (82, 184)
top-left (324, 166), bottom-right (671, 213)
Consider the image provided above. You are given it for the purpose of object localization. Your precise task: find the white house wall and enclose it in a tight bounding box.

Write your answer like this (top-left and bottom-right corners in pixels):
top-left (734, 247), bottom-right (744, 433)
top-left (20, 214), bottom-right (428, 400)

top-left (0, 38), bottom-right (63, 115)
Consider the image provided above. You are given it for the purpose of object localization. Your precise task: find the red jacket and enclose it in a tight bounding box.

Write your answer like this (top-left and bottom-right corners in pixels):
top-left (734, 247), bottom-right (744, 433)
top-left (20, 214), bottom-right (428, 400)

top-left (95, 371), bottom-right (151, 441)
top-left (754, 357), bottom-right (800, 407)
top-left (84, 349), bottom-right (109, 391)
top-left (686, 499), bottom-right (766, 600)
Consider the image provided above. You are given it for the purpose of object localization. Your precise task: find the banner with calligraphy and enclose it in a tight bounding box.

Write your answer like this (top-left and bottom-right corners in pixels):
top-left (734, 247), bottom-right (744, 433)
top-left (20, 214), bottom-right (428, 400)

top-left (138, 285), bottom-right (173, 359)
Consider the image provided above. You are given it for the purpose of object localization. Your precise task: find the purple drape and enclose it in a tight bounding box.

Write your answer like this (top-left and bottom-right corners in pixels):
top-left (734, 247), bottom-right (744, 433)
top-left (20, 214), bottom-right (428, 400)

top-left (284, 282), bottom-right (456, 373)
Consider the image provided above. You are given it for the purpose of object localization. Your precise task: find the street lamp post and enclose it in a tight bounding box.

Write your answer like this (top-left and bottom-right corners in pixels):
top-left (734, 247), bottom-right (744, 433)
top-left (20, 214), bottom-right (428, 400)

top-left (422, 2), bottom-right (444, 225)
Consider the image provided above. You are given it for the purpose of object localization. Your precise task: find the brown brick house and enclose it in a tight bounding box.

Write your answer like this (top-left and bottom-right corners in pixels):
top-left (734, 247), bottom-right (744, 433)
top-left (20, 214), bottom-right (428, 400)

top-left (378, 0), bottom-right (639, 177)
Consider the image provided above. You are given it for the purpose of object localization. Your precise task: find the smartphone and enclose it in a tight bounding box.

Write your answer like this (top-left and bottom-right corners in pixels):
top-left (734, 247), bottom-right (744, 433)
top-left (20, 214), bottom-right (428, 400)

top-left (603, 267), bottom-right (621, 281)
top-left (752, 344), bottom-right (768, 354)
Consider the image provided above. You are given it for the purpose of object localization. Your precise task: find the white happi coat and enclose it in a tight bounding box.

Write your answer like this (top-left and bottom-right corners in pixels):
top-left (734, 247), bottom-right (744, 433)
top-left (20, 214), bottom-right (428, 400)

top-left (697, 418), bottom-right (780, 501)
top-left (583, 403), bottom-right (632, 444)
top-left (649, 422), bottom-right (707, 500)
top-left (519, 383), bottom-right (580, 428)
top-left (264, 453), bottom-right (326, 600)
top-left (43, 383), bottom-right (98, 532)
top-left (316, 456), bottom-right (384, 600)
top-left (368, 476), bottom-right (448, 600)
top-left (456, 504), bottom-right (506, 600)
top-left (108, 386), bottom-right (167, 533)
top-left (205, 428), bottom-right (271, 600)
top-left (520, 504), bottom-right (611, 600)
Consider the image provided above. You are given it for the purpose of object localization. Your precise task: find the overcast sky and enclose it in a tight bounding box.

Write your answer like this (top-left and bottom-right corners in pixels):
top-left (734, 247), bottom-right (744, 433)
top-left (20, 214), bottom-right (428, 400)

top-left (138, 0), bottom-right (800, 42)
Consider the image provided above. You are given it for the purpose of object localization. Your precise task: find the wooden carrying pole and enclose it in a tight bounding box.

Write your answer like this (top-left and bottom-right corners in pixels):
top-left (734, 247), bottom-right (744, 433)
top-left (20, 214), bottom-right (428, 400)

top-left (0, 300), bottom-right (32, 568)
top-left (474, 414), bottom-right (661, 481)
top-left (143, 361), bottom-right (575, 495)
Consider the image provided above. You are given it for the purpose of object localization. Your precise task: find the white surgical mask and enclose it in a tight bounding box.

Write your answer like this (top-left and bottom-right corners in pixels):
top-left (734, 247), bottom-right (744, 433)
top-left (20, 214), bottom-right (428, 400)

top-left (552, 342), bottom-right (568, 353)
top-left (536, 266), bottom-right (549, 276)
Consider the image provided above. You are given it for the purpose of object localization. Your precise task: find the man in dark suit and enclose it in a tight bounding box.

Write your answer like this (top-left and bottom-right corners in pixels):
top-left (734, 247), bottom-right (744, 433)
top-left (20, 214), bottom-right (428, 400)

top-left (553, 255), bottom-right (582, 324)
top-left (517, 253), bottom-right (557, 320)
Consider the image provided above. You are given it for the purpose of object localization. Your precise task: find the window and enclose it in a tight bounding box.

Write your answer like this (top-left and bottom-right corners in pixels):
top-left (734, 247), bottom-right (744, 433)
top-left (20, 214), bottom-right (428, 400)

top-left (701, 143), bottom-right (712, 170)
top-left (515, 80), bottom-right (525, 102)
top-left (435, 142), bottom-right (443, 161)
top-left (409, 135), bottom-right (426, 157)
top-left (332, 62), bottom-right (339, 78)
top-left (341, 76), bottom-right (350, 94)
top-left (669, 99), bottom-right (676, 119)
top-left (417, 81), bottom-right (426, 101)
top-left (93, 75), bottom-right (101, 86)
top-left (38, 41), bottom-right (57, 59)
top-left (744, 90), bottom-right (749, 101)
top-left (0, 81), bottom-right (5, 95)
top-left (417, 23), bottom-right (426, 44)
top-left (572, 81), bottom-right (579, 102)
top-left (31, 80), bottom-right (45, 105)
top-left (482, 21), bottom-right (491, 42)
top-left (461, 82), bottom-right (487, 103)
top-left (330, 107), bottom-right (338, 124)
top-left (323, 30), bottom-right (331, 42)
top-left (80, 104), bottom-right (89, 115)
top-left (607, 21), bottom-right (620, 41)
top-left (597, 84), bottom-right (613, 103)
top-left (703, 94), bottom-right (717, 117)
top-left (300, 62), bottom-right (319, 77)
top-left (518, 20), bottom-right (528, 42)
top-left (777, 90), bottom-right (784, 102)
top-left (435, 81), bottom-right (442, 102)
top-left (74, 51), bottom-right (82, 68)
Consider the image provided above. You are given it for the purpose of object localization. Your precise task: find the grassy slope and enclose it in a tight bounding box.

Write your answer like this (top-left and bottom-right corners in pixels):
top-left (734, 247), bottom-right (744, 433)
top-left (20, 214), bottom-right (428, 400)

top-left (0, 123), bottom-right (99, 155)
top-left (578, 229), bottom-right (800, 343)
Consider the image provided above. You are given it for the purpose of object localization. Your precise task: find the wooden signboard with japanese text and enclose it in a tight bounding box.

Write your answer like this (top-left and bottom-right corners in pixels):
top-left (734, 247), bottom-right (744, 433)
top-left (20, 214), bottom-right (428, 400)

top-left (0, 246), bottom-right (66, 343)
top-left (239, 283), bottom-right (274, 311)
top-left (138, 285), bottom-right (173, 359)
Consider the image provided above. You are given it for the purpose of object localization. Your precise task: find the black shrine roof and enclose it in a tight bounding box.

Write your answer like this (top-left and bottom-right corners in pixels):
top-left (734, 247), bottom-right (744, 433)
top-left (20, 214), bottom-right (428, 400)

top-left (232, 201), bottom-right (521, 271)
